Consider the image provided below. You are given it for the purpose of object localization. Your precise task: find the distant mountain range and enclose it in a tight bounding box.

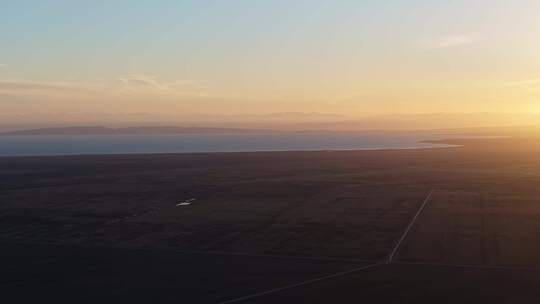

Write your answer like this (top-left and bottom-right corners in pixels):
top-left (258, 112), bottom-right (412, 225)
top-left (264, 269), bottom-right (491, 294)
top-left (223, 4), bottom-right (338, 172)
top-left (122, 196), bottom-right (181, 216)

top-left (3, 123), bottom-right (540, 137)
top-left (3, 113), bottom-right (540, 133)
top-left (1, 126), bottom-right (269, 136)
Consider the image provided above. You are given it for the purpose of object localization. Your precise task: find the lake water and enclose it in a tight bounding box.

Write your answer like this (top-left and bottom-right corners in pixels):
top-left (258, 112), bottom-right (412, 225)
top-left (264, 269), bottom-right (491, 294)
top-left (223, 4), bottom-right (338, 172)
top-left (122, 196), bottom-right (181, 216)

top-left (0, 132), bottom-right (459, 157)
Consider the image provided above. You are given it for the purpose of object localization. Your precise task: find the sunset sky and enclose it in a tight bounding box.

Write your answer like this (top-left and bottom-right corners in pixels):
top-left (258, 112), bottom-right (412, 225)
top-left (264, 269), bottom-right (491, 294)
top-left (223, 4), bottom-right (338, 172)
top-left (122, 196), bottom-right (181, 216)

top-left (1, 0), bottom-right (540, 127)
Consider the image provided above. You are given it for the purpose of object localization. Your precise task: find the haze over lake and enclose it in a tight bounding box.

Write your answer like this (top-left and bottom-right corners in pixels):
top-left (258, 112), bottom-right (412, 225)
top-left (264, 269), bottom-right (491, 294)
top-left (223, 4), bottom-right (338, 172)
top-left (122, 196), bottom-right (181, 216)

top-left (0, 132), bottom-right (458, 157)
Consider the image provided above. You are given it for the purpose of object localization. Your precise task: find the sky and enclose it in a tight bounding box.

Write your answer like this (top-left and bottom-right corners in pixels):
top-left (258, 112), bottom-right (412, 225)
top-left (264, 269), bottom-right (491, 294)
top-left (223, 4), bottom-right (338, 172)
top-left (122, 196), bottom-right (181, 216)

top-left (1, 0), bottom-right (540, 128)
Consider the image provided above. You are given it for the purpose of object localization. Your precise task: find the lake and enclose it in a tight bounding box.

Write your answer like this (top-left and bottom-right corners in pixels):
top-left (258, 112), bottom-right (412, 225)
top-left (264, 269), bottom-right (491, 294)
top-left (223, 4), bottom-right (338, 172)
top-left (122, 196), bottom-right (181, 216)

top-left (0, 132), bottom-right (458, 157)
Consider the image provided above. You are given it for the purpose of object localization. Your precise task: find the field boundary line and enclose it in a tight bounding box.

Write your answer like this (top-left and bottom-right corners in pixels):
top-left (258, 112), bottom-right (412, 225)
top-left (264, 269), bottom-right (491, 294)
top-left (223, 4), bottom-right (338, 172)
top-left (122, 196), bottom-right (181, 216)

top-left (387, 189), bottom-right (434, 263)
top-left (217, 262), bottom-right (383, 304)
top-left (175, 250), bottom-right (377, 263)
top-left (395, 261), bottom-right (540, 272)
top-left (0, 239), bottom-right (377, 263)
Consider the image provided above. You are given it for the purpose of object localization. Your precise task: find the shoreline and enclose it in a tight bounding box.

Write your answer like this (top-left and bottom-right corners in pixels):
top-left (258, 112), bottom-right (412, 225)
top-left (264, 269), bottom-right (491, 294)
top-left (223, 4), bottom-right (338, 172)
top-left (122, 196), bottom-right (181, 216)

top-left (0, 142), bottom-right (461, 159)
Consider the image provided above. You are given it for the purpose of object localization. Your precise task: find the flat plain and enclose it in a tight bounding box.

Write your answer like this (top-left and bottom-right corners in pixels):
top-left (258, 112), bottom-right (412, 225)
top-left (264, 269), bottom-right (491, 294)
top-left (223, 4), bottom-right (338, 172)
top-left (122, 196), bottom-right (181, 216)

top-left (2, 136), bottom-right (540, 303)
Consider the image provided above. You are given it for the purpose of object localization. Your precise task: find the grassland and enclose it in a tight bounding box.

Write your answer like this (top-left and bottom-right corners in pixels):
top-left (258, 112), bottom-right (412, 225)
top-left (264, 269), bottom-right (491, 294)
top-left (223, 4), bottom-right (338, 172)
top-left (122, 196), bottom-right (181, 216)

top-left (2, 136), bottom-right (540, 303)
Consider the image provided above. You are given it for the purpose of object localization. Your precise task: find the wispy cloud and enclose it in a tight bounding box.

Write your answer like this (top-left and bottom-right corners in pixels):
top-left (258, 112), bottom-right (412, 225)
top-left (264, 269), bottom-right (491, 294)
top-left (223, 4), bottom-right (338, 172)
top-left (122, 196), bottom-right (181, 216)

top-left (425, 32), bottom-right (481, 49)
top-left (0, 74), bottom-right (204, 97)
top-left (0, 75), bottom-right (210, 117)
top-left (505, 78), bottom-right (540, 87)
top-left (113, 74), bottom-right (202, 96)
top-left (0, 80), bottom-right (73, 91)
top-left (0, 64), bottom-right (6, 68)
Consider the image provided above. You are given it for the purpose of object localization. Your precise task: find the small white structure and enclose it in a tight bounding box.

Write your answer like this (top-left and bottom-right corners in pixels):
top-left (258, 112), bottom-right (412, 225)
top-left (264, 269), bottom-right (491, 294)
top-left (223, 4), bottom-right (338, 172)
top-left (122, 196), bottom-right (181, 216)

top-left (176, 198), bottom-right (195, 206)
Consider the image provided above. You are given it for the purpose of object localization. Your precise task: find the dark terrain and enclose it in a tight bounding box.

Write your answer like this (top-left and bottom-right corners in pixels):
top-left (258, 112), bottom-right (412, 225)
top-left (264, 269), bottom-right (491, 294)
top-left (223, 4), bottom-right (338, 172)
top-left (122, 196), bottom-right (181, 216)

top-left (2, 136), bottom-right (540, 303)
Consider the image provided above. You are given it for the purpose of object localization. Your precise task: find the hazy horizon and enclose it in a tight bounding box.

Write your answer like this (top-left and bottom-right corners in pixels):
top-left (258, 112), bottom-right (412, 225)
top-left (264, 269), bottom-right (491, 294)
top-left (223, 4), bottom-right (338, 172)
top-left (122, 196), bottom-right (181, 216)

top-left (2, 1), bottom-right (540, 128)
top-left (2, 112), bottom-right (540, 133)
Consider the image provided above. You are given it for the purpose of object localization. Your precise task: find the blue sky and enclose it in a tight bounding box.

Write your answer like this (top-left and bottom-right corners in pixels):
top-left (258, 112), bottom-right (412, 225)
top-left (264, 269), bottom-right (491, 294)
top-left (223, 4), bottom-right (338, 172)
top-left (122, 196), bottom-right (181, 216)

top-left (2, 1), bottom-right (401, 79)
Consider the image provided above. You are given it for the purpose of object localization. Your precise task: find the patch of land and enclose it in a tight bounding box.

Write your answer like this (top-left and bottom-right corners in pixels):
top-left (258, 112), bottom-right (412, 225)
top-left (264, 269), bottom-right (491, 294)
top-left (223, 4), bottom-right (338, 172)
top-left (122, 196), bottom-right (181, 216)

top-left (2, 136), bottom-right (540, 303)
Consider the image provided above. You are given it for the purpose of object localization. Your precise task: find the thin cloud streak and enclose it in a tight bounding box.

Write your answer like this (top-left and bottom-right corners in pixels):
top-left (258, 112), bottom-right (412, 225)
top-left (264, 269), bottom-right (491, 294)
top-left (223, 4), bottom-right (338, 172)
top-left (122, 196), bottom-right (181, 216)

top-left (0, 75), bottom-right (205, 97)
top-left (505, 78), bottom-right (540, 87)
top-left (0, 80), bottom-right (74, 91)
top-left (114, 74), bottom-right (202, 96)
top-left (426, 32), bottom-right (481, 49)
